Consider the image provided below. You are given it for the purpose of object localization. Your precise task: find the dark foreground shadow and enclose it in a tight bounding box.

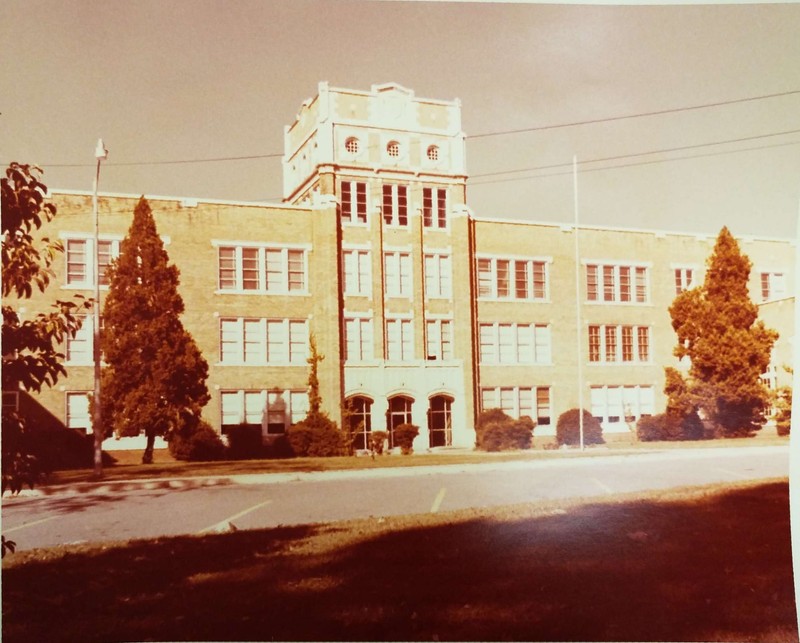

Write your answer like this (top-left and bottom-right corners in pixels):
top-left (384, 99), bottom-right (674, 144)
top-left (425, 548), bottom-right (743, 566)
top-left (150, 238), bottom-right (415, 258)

top-left (2, 481), bottom-right (795, 643)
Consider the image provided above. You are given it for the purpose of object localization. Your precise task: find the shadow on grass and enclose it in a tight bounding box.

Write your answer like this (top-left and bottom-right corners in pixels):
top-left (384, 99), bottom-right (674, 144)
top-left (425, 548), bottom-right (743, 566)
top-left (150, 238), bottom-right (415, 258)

top-left (2, 482), bottom-right (795, 643)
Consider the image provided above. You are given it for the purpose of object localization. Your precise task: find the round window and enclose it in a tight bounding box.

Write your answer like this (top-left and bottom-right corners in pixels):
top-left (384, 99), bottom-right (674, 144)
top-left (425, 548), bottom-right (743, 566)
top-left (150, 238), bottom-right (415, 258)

top-left (345, 137), bottom-right (360, 154)
top-left (427, 145), bottom-right (439, 161)
top-left (387, 141), bottom-right (400, 158)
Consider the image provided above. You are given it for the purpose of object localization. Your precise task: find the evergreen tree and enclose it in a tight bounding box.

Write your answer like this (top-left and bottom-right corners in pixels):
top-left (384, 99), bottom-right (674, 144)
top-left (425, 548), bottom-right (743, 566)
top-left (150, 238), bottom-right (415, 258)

top-left (667, 226), bottom-right (777, 436)
top-left (100, 197), bottom-right (210, 463)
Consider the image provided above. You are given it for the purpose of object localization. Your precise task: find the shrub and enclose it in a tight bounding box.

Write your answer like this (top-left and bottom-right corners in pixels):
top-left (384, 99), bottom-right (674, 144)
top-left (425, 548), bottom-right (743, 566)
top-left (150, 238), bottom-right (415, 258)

top-left (225, 424), bottom-right (264, 459)
top-left (169, 421), bottom-right (226, 461)
top-left (636, 412), bottom-right (704, 442)
top-left (370, 431), bottom-right (388, 455)
top-left (556, 409), bottom-right (604, 446)
top-left (287, 413), bottom-right (346, 457)
top-left (480, 417), bottom-right (535, 452)
top-left (475, 408), bottom-right (513, 448)
top-left (392, 423), bottom-right (419, 455)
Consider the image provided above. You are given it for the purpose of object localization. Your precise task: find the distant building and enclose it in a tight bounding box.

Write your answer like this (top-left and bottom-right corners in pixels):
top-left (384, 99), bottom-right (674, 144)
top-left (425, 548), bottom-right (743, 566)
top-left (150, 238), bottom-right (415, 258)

top-left (8, 82), bottom-right (795, 450)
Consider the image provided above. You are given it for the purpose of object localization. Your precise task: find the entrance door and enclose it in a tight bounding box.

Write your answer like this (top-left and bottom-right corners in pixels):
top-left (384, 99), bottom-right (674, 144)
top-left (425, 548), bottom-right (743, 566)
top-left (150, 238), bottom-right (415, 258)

top-left (386, 396), bottom-right (413, 449)
top-left (428, 395), bottom-right (453, 447)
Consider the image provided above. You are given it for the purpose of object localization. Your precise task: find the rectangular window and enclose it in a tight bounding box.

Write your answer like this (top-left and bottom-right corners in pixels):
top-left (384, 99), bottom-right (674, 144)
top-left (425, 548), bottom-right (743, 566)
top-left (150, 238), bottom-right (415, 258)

top-left (221, 391), bottom-right (244, 427)
top-left (221, 390), bottom-right (306, 432)
top-left (426, 319), bottom-right (453, 361)
top-left (220, 318), bottom-right (307, 365)
top-left (423, 187), bottom-right (448, 229)
top-left (66, 316), bottom-right (93, 365)
top-left (476, 257), bottom-right (549, 301)
top-left (587, 263), bottom-right (649, 304)
top-left (589, 325), bottom-right (650, 364)
top-left (217, 246), bottom-right (307, 294)
top-left (244, 391), bottom-right (265, 425)
top-left (479, 323), bottom-right (551, 365)
top-left (384, 251), bottom-right (412, 298)
top-left (2, 391), bottom-right (19, 414)
top-left (480, 386), bottom-right (551, 424)
top-left (341, 181), bottom-right (368, 224)
top-left (345, 317), bottom-right (374, 362)
top-left (66, 392), bottom-right (91, 433)
top-left (674, 267), bottom-right (695, 294)
top-left (591, 385), bottom-right (654, 425)
top-left (65, 238), bottom-right (120, 288)
top-left (266, 391), bottom-right (287, 434)
top-left (424, 254), bottom-right (452, 299)
top-left (289, 391), bottom-right (309, 425)
top-left (382, 184), bottom-right (408, 226)
top-left (760, 272), bottom-right (786, 302)
top-left (343, 249), bottom-right (371, 297)
top-left (386, 318), bottom-right (414, 361)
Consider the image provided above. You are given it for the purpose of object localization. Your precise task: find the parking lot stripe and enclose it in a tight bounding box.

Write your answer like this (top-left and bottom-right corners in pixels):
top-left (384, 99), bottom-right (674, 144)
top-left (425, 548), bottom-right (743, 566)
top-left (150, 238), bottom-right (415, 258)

top-left (198, 498), bottom-right (273, 534)
top-left (4, 515), bottom-right (59, 534)
top-left (431, 487), bottom-right (447, 513)
top-left (591, 478), bottom-right (614, 494)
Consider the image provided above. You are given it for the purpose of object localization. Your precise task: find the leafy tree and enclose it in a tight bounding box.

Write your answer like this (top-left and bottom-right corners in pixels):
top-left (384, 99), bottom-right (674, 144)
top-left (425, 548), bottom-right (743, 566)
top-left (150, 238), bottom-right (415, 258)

top-left (667, 227), bottom-right (778, 437)
top-left (100, 197), bottom-right (210, 463)
top-left (2, 163), bottom-right (91, 556)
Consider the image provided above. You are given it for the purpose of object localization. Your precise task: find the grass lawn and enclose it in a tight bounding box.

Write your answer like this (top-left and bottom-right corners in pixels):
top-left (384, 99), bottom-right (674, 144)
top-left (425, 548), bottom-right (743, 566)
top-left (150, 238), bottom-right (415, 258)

top-left (2, 478), bottom-right (795, 642)
top-left (44, 433), bottom-right (790, 487)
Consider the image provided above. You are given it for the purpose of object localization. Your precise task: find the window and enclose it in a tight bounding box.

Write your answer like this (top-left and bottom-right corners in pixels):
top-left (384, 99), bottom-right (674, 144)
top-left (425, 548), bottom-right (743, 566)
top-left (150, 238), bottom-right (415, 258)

top-left (219, 318), bottom-right (308, 365)
top-left (66, 392), bottom-right (91, 433)
top-left (424, 253), bottom-right (452, 298)
top-left (345, 317), bottom-right (374, 362)
top-left (428, 395), bottom-right (452, 447)
top-left (382, 184), bottom-right (408, 226)
top-left (387, 396), bottom-right (414, 448)
top-left (674, 267), bottom-right (696, 294)
top-left (588, 325), bottom-right (650, 363)
top-left (427, 145), bottom-right (439, 161)
top-left (591, 385), bottom-right (654, 425)
top-left (479, 323), bottom-right (551, 364)
top-left (386, 141), bottom-right (400, 158)
top-left (341, 180), bottom-right (368, 224)
top-left (65, 238), bottom-right (120, 288)
top-left (343, 249), bottom-right (371, 296)
top-left (426, 319), bottom-right (453, 361)
top-left (217, 245), bottom-right (307, 294)
top-left (384, 251), bottom-right (412, 297)
top-left (586, 263), bottom-right (649, 303)
top-left (2, 391), bottom-right (19, 413)
top-left (475, 257), bottom-right (549, 301)
top-left (347, 396), bottom-right (373, 451)
top-left (760, 272), bottom-right (786, 302)
top-left (220, 389), bottom-right (308, 434)
top-left (423, 187), bottom-right (448, 229)
top-left (480, 386), bottom-right (551, 426)
top-left (386, 318), bottom-right (414, 361)
top-left (345, 137), bottom-right (360, 154)
top-left (66, 315), bottom-right (94, 365)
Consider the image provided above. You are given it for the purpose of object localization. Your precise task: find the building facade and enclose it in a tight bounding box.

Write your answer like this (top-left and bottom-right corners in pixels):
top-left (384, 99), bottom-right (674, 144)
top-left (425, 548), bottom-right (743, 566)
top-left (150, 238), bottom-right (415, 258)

top-left (9, 82), bottom-right (796, 450)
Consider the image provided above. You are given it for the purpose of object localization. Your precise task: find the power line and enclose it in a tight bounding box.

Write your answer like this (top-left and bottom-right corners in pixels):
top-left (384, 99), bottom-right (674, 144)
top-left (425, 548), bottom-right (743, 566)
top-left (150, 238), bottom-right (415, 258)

top-left (468, 140), bottom-right (800, 187)
top-left (44, 152), bottom-right (284, 168)
top-left (470, 128), bottom-right (800, 180)
top-left (467, 89), bottom-right (800, 139)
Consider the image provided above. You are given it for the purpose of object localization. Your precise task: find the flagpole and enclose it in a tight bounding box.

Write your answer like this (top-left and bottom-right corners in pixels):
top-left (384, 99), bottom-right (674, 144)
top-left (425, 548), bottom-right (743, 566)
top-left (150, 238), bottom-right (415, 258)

top-left (573, 155), bottom-right (585, 451)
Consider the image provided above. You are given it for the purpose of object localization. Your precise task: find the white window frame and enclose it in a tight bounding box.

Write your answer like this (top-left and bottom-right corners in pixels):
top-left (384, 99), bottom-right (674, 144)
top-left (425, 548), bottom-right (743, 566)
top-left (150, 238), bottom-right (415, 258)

top-left (386, 317), bottom-right (414, 362)
top-left (424, 252), bottom-right (452, 299)
top-left (480, 386), bottom-right (552, 426)
top-left (341, 180), bottom-right (368, 225)
top-left (591, 385), bottom-right (654, 425)
top-left (585, 261), bottom-right (650, 304)
top-left (382, 183), bottom-right (409, 227)
top-left (62, 235), bottom-right (122, 289)
top-left (220, 389), bottom-right (309, 434)
top-left (65, 315), bottom-right (94, 365)
top-left (219, 318), bottom-right (308, 366)
top-left (214, 243), bottom-right (309, 295)
top-left (344, 315), bottom-right (374, 363)
top-left (423, 186), bottom-right (448, 230)
top-left (479, 322), bottom-right (552, 365)
top-left (384, 250), bottom-right (413, 299)
top-left (425, 318), bottom-right (453, 361)
top-left (760, 271), bottom-right (786, 302)
top-left (588, 324), bottom-right (650, 364)
top-left (343, 248), bottom-right (372, 297)
top-left (672, 265), bottom-right (698, 295)
top-left (66, 391), bottom-right (91, 433)
top-left (475, 256), bottom-right (550, 301)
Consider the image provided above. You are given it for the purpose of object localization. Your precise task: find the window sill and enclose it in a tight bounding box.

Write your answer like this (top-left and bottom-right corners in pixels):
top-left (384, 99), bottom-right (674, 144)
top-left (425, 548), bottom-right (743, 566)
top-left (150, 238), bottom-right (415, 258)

top-left (215, 290), bottom-right (311, 297)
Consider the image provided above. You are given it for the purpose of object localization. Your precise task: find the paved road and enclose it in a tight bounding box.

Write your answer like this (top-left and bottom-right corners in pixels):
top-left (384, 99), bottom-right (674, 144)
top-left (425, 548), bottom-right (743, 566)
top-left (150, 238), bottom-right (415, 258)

top-left (1, 446), bottom-right (788, 551)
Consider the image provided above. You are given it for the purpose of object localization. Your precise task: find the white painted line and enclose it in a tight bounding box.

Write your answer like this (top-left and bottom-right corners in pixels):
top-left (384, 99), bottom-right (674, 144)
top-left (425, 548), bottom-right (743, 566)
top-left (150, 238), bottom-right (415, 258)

top-left (4, 515), bottom-right (59, 534)
top-left (198, 498), bottom-right (273, 534)
top-left (591, 478), bottom-right (614, 494)
top-left (431, 487), bottom-right (447, 513)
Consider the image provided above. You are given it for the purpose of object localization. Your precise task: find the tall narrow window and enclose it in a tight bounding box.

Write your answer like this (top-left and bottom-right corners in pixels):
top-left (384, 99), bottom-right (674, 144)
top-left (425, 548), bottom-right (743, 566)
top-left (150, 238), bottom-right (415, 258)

top-left (242, 248), bottom-right (260, 291)
top-left (287, 250), bottom-right (305, 291)
top-left (97, 240), bottom-right (114, 286)
top-left (343, 249), bottom-right (371, 296)
top-left (423, 187), bottom-right (447, 228)
top-left (619, 266), bottom-right (631, 302)
top-left (424, 254), bottom-right (452, 298)
top-left (586, 264), bottom-right (598, 301)
top-left (603, 265), bottom-right (616, 302)
top-left (66, 392), bottom-right (91, 433)
top-left (386, 319), bottom-right (414, 361)
top-left (426, 319), bottom-right (453, 361)
top-left (384, 252), bottom-right (412, 297)
top-left (341, 181), bottom-right (367, 224)
top-left (637, 326), bottom-right (650, 362)
top-left (675, 267), bottom-right (695, 294)
top-left (243, 318), bottom-right (265, 364)
top-left (218, 247), bottom-right (237, 290)
top-left (605, 326), bottom-right (618, 362)
top-left (621, 326), bottom-right (634, 362)
top-left (514, 261), bottom-right (528, 299)
top-left (635, 267), bottom-right (648, 303)
top-left (382, 184), bottom-right (408, 226)
top-left (345, 317), bottom-right (373, 362)
top-left (496, 259), bottom-right (510, 298)
top-left (477, 259), bottom-right (493, 298)
top-left (588, 326), bottom-right (601, 362)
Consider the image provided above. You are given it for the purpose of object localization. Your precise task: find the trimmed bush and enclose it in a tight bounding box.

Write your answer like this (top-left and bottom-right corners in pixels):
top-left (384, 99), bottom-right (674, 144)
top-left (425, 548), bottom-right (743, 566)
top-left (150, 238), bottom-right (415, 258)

top-left (480, 417), bottom-right (535, 452)
top-left (475, 408), bottom-right (513, 448)
top-left (556, 409), bottom-right (604, 446)
top-left (169, 421), bottom-right (226, 461)
top-left (287, 413), bottom-right (346, 457)
top-left (393, 423), bottom-right (419, 455)
top-left (226, 423), bottom-right (264, 459)
top-left (370, 431), bottom-right (388, 455)
top-left (637, 412), bottom-right (704, 442)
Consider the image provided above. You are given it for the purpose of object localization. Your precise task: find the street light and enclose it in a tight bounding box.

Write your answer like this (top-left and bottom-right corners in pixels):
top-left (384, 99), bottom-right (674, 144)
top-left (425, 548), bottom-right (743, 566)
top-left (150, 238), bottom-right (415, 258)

top-left (92, 138), bottom-right (108, 478)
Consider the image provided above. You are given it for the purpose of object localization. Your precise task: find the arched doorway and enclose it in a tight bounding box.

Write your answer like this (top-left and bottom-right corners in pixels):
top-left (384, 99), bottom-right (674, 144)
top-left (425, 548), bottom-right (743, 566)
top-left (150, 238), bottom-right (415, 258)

top-left (428, 395), bottom-right (453, 447)
top-left (346, 396), bottom-right (373, 451)
top-left (386, 395), bottom-right (414, 449)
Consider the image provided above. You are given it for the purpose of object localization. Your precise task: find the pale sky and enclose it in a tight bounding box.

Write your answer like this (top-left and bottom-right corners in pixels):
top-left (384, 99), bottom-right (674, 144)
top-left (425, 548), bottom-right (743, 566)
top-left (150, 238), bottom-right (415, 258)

top-left (2, 1), bottom-right (799, 238)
